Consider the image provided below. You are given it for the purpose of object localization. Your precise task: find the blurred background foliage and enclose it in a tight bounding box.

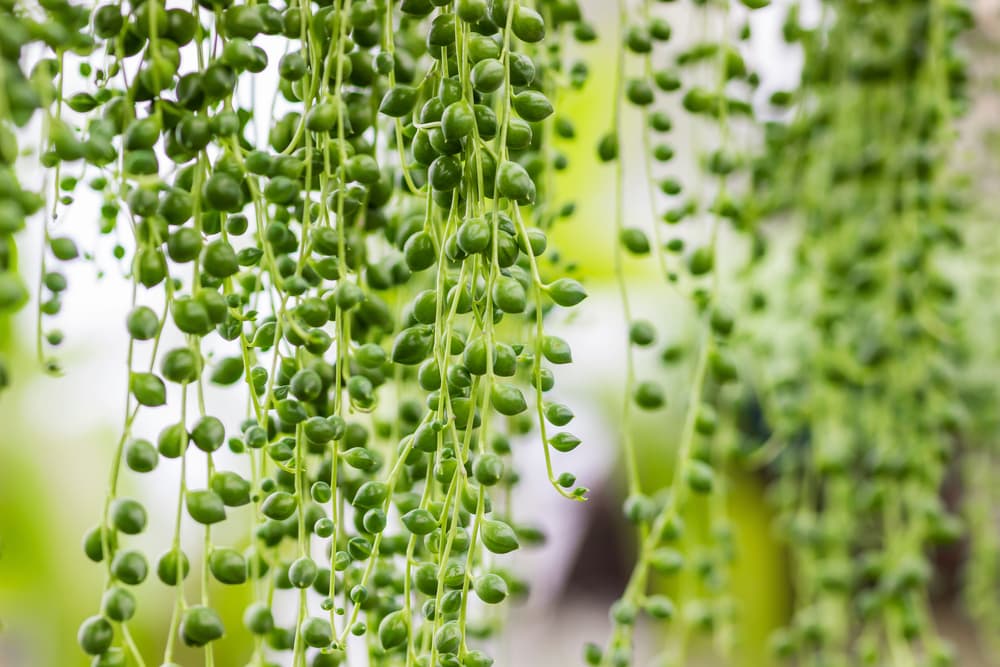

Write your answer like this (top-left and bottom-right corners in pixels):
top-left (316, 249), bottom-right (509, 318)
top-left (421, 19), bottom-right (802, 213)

top-left (2, 0), bottom-right (1000, 666)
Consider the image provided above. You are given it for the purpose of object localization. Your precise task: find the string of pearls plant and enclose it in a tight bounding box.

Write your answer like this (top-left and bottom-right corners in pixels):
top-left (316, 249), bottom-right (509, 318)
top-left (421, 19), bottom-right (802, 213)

top-left (588, 0), bottom-right (770, 665)
top-left (743, 1), bottom-right (977, 666)
top-left (1, 0), bottom-right (997, 666)
top-left (9, 0), bottom-right (591, 665)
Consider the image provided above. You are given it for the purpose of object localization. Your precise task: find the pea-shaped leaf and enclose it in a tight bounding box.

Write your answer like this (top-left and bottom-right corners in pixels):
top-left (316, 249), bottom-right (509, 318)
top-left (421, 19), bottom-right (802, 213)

top-left (353, 481), bottom-right (388, 509)
top-left (186, 490), bottom-right (226, 525)
top-left (401, 508), bottom-right (437, 535)
top-left (130, 372), bottom-right (166, 407)
top-left (180, 605), bottom-right (225, 647)
top-left (491, 383), bottom-right (527, 416)
top-left (481, 518), bottom-right (520, 554)
top-left (126, 306), bottom-right (160, 340)
top-left (492, 275), bottom-right (527, 314)
top-left (496, 160), bottom-right (536, 204)
top-left (378, 609), bottom-right (409, 649)
top-left (547, 278), bottom-right (587, 307)
top-left (434, 620), bottom-right (462, 655)
top-left (391, 325), bottom-right (433, 365)
top-left (378, 85), bottom-right (417, 117)
top-left (474, 573), bottom-right (509, 604)
top-left (210, 356), bottom-right (244, 385)
top-left (261, 490), bottom-right (297, 520)
top-left (550, 432), bottom-right (582, 453)
top-left (512, 90), bottom-right (553, 122)
top-left (542, 335), bottom-right (572, 364)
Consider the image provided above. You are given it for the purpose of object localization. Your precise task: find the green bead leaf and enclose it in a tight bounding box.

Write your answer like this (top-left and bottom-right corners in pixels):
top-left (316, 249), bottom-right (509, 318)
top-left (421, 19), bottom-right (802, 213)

top-left (481, 518), bottom-right (520, 554)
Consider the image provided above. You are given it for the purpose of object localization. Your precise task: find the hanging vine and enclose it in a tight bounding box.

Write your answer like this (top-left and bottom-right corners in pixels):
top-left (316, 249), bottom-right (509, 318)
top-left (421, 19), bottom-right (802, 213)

top-left (1, 0), bottom-right (998, 666)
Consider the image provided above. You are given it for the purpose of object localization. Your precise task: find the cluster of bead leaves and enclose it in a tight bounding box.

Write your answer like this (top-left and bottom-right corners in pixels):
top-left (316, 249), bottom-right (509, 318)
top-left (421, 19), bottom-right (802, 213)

top-left (586, 0), bottom-right (765, 665)
top-left (3, 0), bottom-right (996, 665)
top-left (741, 1), bottom-right (974, 666)
top-left (6, 0), bottom-right (599, 665)
top-left (576, 0), bottom-right (986, 666)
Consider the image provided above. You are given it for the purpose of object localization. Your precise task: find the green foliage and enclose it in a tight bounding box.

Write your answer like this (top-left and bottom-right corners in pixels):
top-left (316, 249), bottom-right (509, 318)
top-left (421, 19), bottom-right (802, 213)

top-left (1, 0), bottom-right (596, 665)
top-left (0, 0), bottom-right (996, 666)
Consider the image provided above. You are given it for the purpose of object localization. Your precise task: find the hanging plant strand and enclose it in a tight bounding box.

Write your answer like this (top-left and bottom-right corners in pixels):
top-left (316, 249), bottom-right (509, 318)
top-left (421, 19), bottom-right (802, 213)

top-left (17, 0), bottom-right (595, 665)
top-left (0, 0), bottom-right (997, 666)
